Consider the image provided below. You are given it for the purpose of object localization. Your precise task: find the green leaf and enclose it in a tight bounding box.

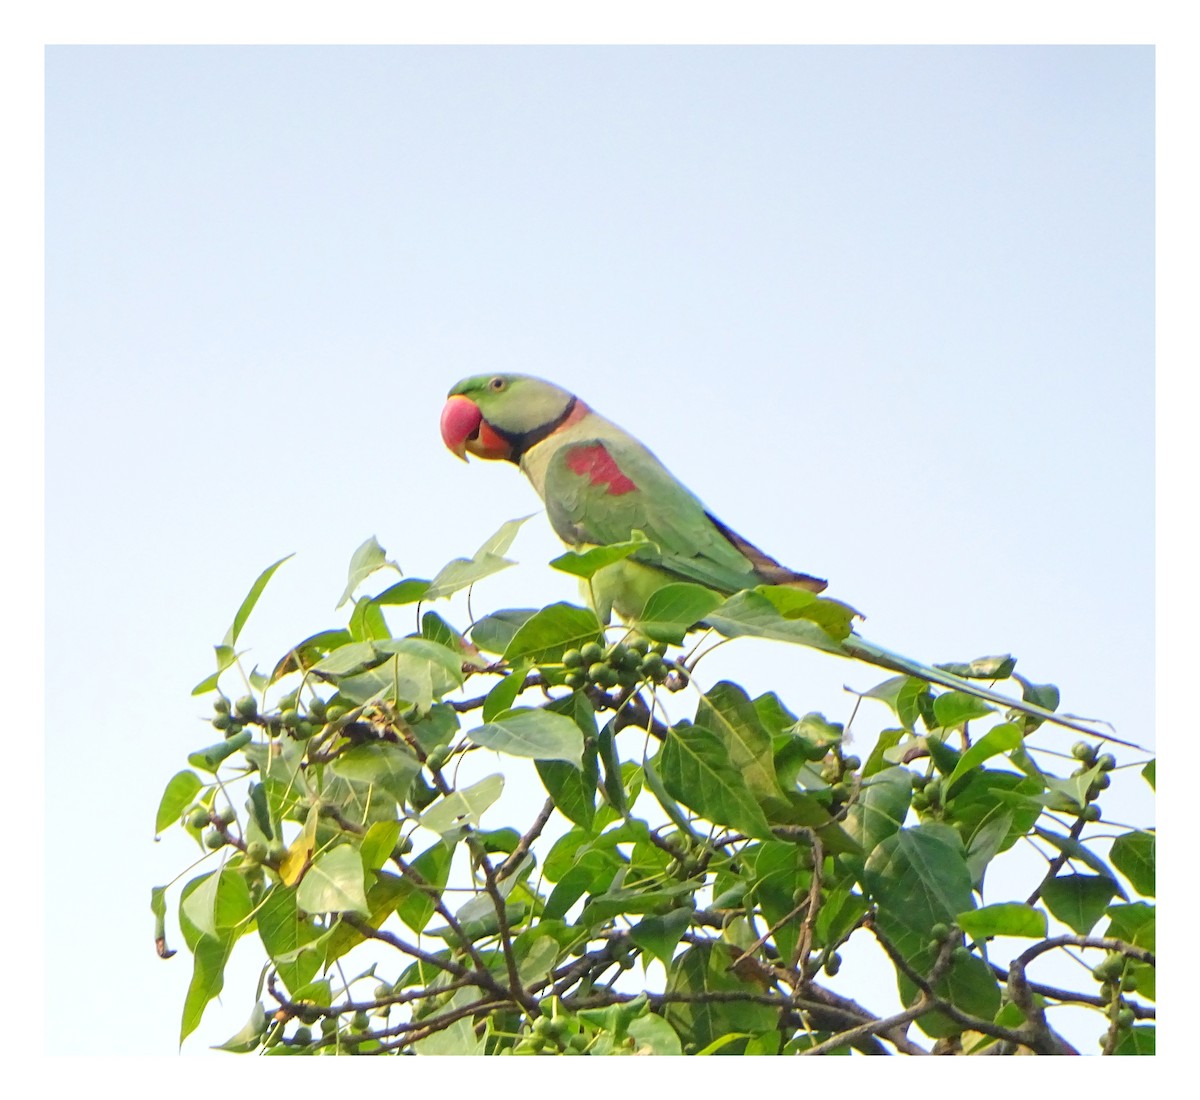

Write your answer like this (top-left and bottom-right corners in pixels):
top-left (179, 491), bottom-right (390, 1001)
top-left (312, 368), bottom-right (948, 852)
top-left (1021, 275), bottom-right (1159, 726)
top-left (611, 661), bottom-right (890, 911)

top-left (330, 742), bottom-right (422, 804)
top-left (630, 907), bottom-right (693, 967)
top-left (482, 668), bottom-right (528, 722)
top-left (181, 867), bottom-right (254, 942)
top-left (696, 681), bottom-right (788, 814)
top-left (1110, 830), bottom-right (1155, 897)
top-left (537, 749), bottom-right (598, 830)
top-left (845, 766), bottom-right (912, 856)
top-left (360, 820), bottom-right (402, 872)
top-left (374, 578), bottom-right (432, 605)
top-left (180, 928), bottom-right (235, 1043)
top-left (269, 629), bottom-right (355, 682)
top-left (1127, 961), bottom-right (1155, 1003)
top-left (663, 943), bottom-right (778, 1055)
top-left (469, 609), bottom-right (537, 654)
top-left (1012, 675), bottom-right (1061, 731)
top-left (225, 555), bottom-right (294, 645)
top-left (934, 655), bottom-right (1017, 679)
top-left (467, 707), bottom-right (585, 767)
top-left (864, 675), bottom-right (933, 732)
top-left (753, 691), bottom-right (798, 736)
top-left (948, 771), bottom-right (1041, 876)
top-left (502, 601), bottom-right (603, 664)
top-left (642, 752), bottom-right (701, 839)
top-left (395, 842), bottom-right (454, 934)
top-left (705, 589), bottom-right (844, 652)
top-left (425, 550), bottom-right (513, 600)
top-left (581, 881), bottom-right (697, 928)
top-left (176, 873), bottom-right (254, 1042)
top-left (187, 729), bottom-right (252, 774)
top-left (319, 868), bottom-right (398, 959)
top-left (748, 834), bottom-right (816, 964)
top-left (925, 734), bottom-right (962, 776)
top-left (634, 582), bottom-right (724, 644)
top-left (475, 827), bottom-right (522, 855)
top-left (755, 586), bottom-right (858, 641)
top-left (296, 845), bottom-right (370, 916)
top-left (337, 537), bottom-right (394, 609)
top-left (474, 515), bottom-right (533, 558)
top-left (334, 639), bottom-right (464, 710)
top-left (956, 903), bottom-right (1047, 940)
top-left (151, 885), bottom-right (173, 957)
top-left (897, 677), bottom-right (934, 731)
top-left (863, 823), bottom-right (976, 949)
top-left (543, 847), bottom-right (624, 920)
top-left (863, 728), bottom-right (906, 778)
top-left (348, 596), bottom-right (391, 642)
top-left (1033, 827), bottom-right (1125, 892)
top-left (1042, 761), bottom-right (1106, 812)
top-left (597, 721), bottom-right (628, 817)
top-left (191, 644), bottom-right (240, 696)
top-left (419, 774), bottom-right (504, 835)
top-left (627, 1012), bottom-right (684, 1056)
top-left (408, 703), bottom-right (460, 753)
top-left (944, 721), bottom-right (1024, 795)
top-left (577, 993), bottom-right (647, 1038)
top-left (912, 951), bottom-right (1000, 1039)
top-left (1141, 759), bottom-right (1155, 790)
top-left (657, 723), bottom-right (773, 839)
top-left (249, 735), bottom-right (310, 833)
top-left (433, 894), bottom-right (528, 943)
top-left (1114, 1026), bottom-right (1155, 1056)
top-left (514, 933), bottom-right (562, 986)
top-left (1042, 874), bottom-right (1119, 935)
top-left (213, 1002), bottom-right (268, 1053)
top-left (156, 770), bottom-right (204, 835)
top-left (551, 532), bottom-right (650, 578)
top-left (289, 977), bottom-right (333, 1010)
top-left (1105, 902), bottom-right (1155, 950)
top-left (421, 612), bottom-right (463, 652)
top-left (815, 885), bottom-right (870, 949)
top-left (256, 886), bottom-right (323, 994)
top-left (383, 634), bottom-right (466, 682)
top-left (308, 640), bottom-right (380, 678)
top-left (695, 1033), bottom-right (757, 1056)
top-left (931, 691), bottom-right (995, 730)
top-left (789, 712), bottom-right (845, 756)
top-left (1014, 674), bottom-right (1060, 711)
top-left (964, 811), bottom-right (1014, 888)
top-left (862, 674), bottom-right (909, 711)
top-left (411, 988), bottom-right (485, 1054)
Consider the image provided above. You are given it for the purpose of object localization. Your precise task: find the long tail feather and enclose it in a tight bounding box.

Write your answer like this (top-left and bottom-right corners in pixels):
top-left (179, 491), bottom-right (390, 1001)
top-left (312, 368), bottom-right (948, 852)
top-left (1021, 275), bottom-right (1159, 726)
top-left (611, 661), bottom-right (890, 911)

top-left (840, 635), bottom-right (1144, 750)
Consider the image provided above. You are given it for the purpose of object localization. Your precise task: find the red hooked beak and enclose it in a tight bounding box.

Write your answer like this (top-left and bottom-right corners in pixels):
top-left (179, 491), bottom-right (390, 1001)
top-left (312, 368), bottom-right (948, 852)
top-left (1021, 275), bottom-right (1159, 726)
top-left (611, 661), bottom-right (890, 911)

top-left (440, 395), bottom-right (513, 461)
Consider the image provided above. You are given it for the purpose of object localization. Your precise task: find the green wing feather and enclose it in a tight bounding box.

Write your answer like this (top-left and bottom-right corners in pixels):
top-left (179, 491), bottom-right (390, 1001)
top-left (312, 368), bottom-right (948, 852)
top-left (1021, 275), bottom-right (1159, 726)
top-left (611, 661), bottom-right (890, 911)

top-left (543, 436), bottom-right (797, 595)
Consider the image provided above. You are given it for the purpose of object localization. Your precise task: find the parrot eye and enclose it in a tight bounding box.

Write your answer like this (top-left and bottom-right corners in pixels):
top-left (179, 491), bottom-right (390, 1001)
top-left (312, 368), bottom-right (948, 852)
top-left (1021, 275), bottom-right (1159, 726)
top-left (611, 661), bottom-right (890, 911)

top-left (488, 376), bottom-right (507, 392)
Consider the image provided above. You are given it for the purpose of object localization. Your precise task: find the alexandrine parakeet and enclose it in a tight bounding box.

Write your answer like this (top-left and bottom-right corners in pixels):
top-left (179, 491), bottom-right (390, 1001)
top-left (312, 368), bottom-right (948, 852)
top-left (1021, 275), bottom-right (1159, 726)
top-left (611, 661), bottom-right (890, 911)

top-left (440, 372), bottom-right (825, 622)
top-left (440, 373), bottom-right (1111, 740)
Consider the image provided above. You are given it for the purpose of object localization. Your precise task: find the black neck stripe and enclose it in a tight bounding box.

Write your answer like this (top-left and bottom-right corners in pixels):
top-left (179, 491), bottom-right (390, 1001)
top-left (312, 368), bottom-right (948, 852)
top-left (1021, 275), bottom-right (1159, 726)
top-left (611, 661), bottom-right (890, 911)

top-left (489, 396), bottom-right (578, 463)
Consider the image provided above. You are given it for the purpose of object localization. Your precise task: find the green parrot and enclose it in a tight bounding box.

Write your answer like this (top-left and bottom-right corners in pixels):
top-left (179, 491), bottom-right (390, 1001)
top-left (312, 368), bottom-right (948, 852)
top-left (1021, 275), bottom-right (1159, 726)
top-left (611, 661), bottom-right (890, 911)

top-left (440, 373), bottom-right (1119, 742)
top-left (439, 372), bottom-right (826, 622)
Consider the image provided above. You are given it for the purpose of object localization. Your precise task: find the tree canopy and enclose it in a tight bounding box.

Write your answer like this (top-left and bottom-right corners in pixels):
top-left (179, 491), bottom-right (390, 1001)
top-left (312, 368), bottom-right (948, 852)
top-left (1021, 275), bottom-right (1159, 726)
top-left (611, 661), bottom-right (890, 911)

top-left (154, 522), bottom-right (1155, 1055)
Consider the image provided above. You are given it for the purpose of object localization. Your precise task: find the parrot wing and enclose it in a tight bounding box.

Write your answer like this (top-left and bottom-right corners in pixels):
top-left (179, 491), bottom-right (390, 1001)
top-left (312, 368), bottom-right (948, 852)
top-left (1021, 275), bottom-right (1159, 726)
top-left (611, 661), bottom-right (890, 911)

top-left (543, 436), bottom-right (822, 595)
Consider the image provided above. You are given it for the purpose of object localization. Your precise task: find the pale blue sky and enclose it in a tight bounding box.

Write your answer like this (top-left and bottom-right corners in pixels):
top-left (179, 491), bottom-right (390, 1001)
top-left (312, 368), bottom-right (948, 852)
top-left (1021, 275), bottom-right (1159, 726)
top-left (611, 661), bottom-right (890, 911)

top-left (45, 45), bottom-right (1153, 1054)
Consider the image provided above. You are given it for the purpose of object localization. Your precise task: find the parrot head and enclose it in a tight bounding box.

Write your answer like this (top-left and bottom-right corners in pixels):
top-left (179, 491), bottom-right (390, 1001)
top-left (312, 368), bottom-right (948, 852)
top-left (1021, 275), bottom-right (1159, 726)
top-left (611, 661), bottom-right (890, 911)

top-left (440, 373), bottom-right (581, 463)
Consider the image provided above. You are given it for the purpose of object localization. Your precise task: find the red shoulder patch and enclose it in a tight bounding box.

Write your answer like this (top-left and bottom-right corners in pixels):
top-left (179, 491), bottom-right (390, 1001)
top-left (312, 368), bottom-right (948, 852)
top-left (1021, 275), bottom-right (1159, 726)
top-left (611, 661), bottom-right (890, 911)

top-left (565, 443), bottom-right (637, 496)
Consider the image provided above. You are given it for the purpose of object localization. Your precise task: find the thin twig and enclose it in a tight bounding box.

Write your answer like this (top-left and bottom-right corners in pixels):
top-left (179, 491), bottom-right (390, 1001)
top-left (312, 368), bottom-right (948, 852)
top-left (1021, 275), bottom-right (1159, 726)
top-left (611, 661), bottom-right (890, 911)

top-left (1025, 812), bottom-right (1088, 907)
top-left (496, 797), bottom-right (556, 879)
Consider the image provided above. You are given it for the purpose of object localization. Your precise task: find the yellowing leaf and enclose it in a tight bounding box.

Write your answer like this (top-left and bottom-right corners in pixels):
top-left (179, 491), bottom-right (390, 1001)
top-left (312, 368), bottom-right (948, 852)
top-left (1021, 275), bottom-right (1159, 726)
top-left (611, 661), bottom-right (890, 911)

top-left (279, 806), bottom-right (319, 886)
